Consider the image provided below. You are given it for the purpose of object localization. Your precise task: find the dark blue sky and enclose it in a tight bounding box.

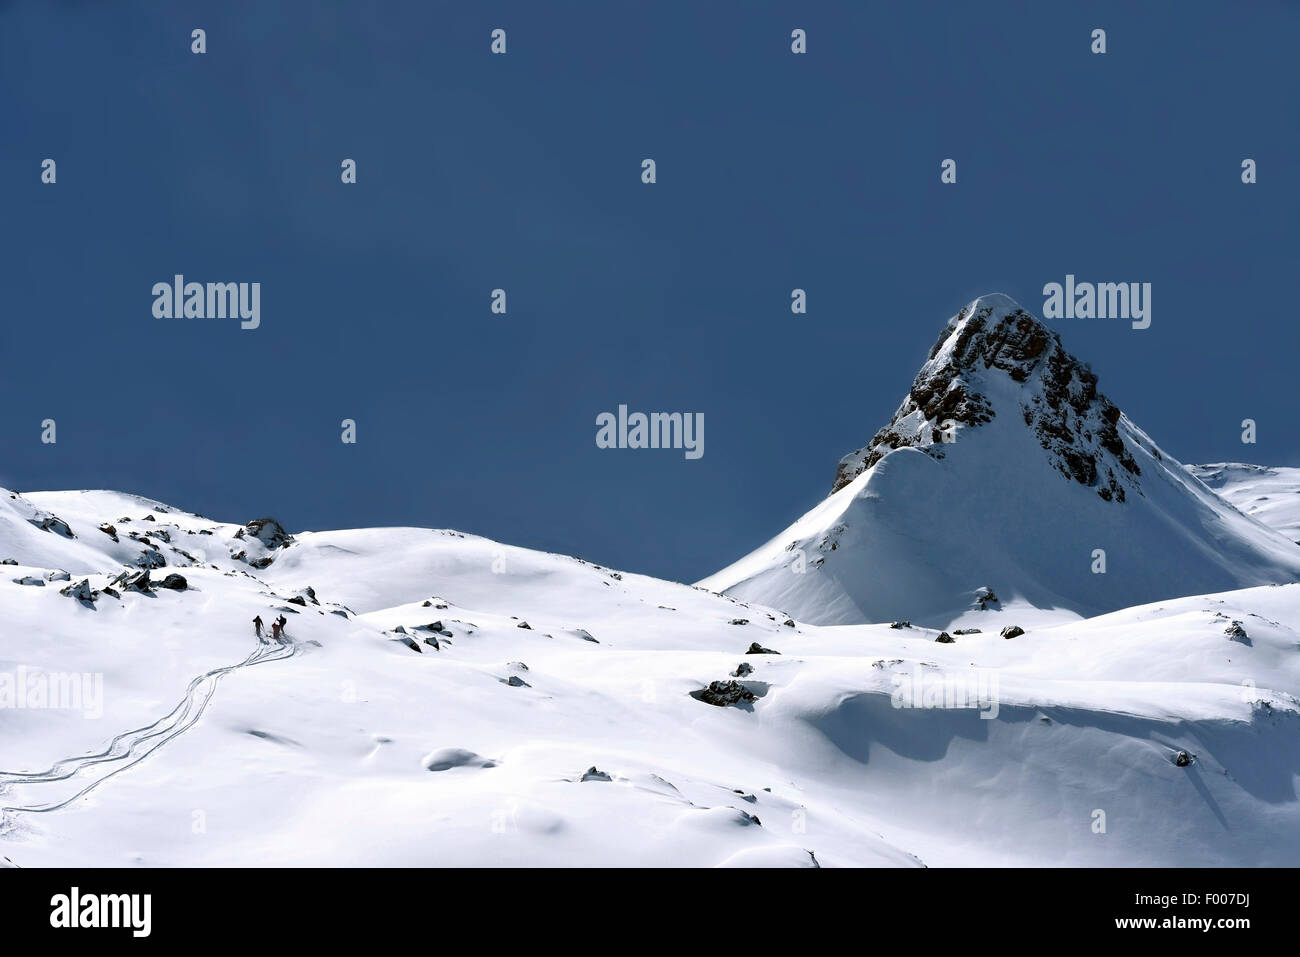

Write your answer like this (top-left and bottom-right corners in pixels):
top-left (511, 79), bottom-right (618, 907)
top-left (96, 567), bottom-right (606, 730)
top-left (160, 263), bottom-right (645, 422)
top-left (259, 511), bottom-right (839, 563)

top-left (3, 1), bottom-right (1297, 583)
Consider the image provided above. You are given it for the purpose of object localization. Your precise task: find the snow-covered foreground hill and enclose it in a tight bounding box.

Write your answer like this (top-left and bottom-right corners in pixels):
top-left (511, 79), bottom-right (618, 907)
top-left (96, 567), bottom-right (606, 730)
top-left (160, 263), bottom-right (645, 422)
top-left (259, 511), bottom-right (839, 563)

top-left (3, 486), bottom-right (1300, 867)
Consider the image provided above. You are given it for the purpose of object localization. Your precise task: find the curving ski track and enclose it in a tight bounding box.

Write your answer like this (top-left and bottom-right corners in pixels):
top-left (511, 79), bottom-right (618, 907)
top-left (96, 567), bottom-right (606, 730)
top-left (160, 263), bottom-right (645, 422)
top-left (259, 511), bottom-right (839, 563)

top-left (0, 637), bottom-right (297, 817)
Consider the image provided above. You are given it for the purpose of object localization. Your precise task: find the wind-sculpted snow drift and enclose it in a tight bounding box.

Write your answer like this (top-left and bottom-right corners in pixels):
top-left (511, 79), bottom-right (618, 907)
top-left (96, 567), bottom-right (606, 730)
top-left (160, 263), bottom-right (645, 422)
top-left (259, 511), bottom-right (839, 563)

top-left (701, 294), bottom-right (1300, 627)
top-left (2, 300), bottom-right (1300, 867)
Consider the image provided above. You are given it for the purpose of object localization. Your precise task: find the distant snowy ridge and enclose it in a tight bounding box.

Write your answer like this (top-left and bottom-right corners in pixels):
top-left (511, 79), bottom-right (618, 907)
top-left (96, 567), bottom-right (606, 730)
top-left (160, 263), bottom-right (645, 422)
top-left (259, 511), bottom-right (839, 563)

top-left (1187, 463), bottom-right (1300, 544)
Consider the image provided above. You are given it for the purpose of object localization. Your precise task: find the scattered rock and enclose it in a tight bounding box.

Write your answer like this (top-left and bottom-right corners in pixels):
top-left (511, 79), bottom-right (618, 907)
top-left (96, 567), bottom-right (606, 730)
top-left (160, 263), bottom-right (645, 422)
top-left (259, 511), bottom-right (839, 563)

top-left (121, 570), bottom-right (153, 593)
top-left (59, 579), bottom-right (96, 603)
top-left (1173, 750), bottom-right (1194, 768)
top-left (502, 675), bottom-right (531, 688)
top-left (28, 513), bottom-right (74, 537)
top-left (45, 569), bottom-right (70, 582)
top-left (745, 642), bottom-right (780, 655)
top-left (953, 628), bottom-right (982, 635)
top-left (580, 766), bottom-right (612, 782)
top-left (1225, 620), bottom-right (1249, 641)
top-left (783, 618), bottom-right (796, 627)
top-left (517, 621), bottom-right (532, 630)
top-left (696, 680), bottom-right (756, 707)
top-left (159, 574), bottom-right (188, 591)
top-left (729, 618), bottom-right (750, 626)
top-left (12, 576), bottom-right (45, 587)
top-left (976, 587), bottom-right (999, 610)
top-left (98, 523), bottom-right (119, 541)
top-left (1000, 625), bottom-right (1025, 639)
top-left (731, 662), bottom-right (754, 677)
top-left (889, 620), bottom-right (912, 629)
top-left (935, 631), bottom-right (955, 644)
top-left (244, 517), bottom-right (293, 549)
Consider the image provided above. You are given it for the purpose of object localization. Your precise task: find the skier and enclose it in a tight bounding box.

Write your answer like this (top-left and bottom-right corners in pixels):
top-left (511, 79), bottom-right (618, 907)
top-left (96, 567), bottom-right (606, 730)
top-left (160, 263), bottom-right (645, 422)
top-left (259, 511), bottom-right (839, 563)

top-left (276, 614), bottom-right (288, 637)
top-left (253, 615), bottom-right (264, 640)
top-left (270, 620), bottom-right (283, 642)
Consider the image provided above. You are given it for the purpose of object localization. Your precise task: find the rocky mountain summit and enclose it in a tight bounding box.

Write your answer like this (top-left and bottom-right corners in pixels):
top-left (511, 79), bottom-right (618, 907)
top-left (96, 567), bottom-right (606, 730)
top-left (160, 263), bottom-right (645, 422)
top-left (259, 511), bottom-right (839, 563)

top-left (832, 294), bottom-right (1141, 502)
top-left (702, 294), bottom-right (1300, 626)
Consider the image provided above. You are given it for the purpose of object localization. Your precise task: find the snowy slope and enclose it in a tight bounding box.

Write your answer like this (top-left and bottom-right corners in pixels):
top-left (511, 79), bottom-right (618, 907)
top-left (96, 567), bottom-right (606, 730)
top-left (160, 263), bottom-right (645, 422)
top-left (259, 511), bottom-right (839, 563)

top-left (3, 486), bottom-right (1300, 866)
top-left (701, 295), bottom-right (1300, 628)
top-left (1188, 463), bottom-right (1300, 544)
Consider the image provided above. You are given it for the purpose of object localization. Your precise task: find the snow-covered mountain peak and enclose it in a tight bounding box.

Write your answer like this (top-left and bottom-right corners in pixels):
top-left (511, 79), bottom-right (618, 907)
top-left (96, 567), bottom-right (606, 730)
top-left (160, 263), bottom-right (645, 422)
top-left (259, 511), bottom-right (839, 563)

top-left (832, 294), bottom-right (1140, 503)
top-left (704, 295), bottom-right (1300, 627)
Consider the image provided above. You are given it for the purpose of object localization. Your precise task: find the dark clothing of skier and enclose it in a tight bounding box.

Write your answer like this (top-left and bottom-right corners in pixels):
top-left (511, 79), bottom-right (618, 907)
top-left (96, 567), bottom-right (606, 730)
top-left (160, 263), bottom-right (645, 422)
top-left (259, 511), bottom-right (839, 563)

top-left (270, 621), bottom-right (283, 642)
top-left (253, 616), bottom-right (264, 640)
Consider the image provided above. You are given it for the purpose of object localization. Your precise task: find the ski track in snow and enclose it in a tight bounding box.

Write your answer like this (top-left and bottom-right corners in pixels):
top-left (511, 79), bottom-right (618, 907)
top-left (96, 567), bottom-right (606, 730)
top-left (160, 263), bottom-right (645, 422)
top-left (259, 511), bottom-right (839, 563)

top-left (0, 637), bottom-right (297, 818)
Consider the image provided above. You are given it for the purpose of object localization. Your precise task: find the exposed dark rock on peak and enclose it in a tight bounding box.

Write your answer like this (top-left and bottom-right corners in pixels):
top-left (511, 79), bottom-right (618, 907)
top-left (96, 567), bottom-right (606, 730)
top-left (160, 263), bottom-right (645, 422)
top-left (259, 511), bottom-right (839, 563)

top-left (830, 295), bottom-right (1141, 503)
